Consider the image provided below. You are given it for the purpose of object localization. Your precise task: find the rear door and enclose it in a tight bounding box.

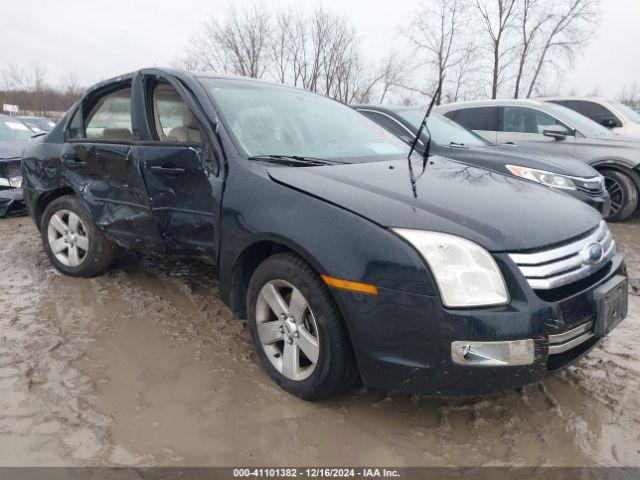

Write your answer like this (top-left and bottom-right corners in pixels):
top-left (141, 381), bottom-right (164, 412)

top-left (444, 107), bottom-right (499, 144)
top-left (496, 106), bottom-right (576, 157)
top-left (137, 74), bottom-right (223, 259)
top-left (63, 79), bottom-right (164, 250)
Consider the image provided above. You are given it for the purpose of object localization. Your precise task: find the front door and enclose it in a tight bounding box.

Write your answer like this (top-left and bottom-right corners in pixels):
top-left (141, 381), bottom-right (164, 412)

top-left (137, 78), bottom-right (223, 259)
top-left (496, 106), bottom-right (576, 157)
top-left (63, 82), bottom-right (163, 250)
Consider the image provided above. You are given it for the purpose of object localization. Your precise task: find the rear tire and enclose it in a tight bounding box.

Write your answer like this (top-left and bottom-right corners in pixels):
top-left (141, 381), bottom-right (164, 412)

top-left (40, 196), bottom-right (114, 277)
top-left (246, 253), bottom-right (357, 401)
top-left (601, 169), bottom-right (638, 221)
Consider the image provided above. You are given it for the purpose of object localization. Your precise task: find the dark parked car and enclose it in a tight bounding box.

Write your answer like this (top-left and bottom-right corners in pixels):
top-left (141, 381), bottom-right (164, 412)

top-left (22, 69), bottom-right (628, 400)
top-left (435, 100), bottom-right (640, 221)
top-left (0, 114), bottom-right (30, 216)
top-left (18, 116), bottom-right (57, 134)
top-left (355, 105), bottom-right (610, 217)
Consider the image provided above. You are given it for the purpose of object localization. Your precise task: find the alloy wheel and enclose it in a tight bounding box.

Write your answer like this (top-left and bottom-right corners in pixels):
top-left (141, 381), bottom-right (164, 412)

top-left (604, 175), bottom-right (624, 217)
top-left (255, 279), bottom-right (320, 381)
top-left (47, 209), bottom-right (89, 267)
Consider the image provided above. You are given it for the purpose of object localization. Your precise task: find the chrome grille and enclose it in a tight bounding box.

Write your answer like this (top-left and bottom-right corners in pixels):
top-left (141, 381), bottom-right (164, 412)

top-left (509, 221), bottom-right (615, 290)
top-left (548, 320), bottom-right (594, 355)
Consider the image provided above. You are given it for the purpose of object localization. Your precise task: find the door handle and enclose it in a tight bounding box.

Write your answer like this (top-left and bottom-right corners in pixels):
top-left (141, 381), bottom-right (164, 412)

top-left (502, 142), bottom-right (517, 146)
top-left (149, 165), bottom-right (187, 175)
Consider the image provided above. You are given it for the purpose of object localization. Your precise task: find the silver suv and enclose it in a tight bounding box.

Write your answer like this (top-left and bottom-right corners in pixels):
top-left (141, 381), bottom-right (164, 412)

top-left (435, 100), bottom-right (640, 221)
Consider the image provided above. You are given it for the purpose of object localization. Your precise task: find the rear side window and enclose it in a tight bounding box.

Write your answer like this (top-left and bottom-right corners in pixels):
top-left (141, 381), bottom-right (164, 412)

top-left (445, 107), bottom-right (498, 131)
top-left (85, 87), bottom-right (133, 141)
top-left (564, 100), bottom-right (620, 126)
top-left (501, 107), bottom-right (570, 134)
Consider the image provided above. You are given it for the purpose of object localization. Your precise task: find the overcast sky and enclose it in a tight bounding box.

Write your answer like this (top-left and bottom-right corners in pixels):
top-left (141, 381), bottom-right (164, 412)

top-left (1, 0), bottom-right (639, 98)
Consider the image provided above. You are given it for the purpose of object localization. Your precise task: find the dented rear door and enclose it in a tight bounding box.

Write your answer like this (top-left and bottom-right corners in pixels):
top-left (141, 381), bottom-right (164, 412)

top-left (62, 142), bottom-right (164, 250)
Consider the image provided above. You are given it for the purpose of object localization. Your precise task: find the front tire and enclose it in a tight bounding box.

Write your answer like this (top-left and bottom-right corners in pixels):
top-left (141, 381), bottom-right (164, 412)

top-left (601, 169), bottom-right (638, 221)
top-left (40, 196), bottom-right (114, 277)
top-left (246, 253), bottom-right (357, 401)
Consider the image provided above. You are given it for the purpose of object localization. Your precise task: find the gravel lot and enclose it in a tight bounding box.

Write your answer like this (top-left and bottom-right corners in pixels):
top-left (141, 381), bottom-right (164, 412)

top-left (0, 215), bottom-right (638, 467)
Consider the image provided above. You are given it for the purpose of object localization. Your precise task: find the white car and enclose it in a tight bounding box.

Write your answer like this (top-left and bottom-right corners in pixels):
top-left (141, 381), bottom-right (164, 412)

top-left (539, 97), bottom-right (640, 137)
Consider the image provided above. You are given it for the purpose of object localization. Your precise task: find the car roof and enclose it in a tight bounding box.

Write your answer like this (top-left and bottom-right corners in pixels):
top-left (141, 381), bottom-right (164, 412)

top-left (84, 67), bottom-right (323, 98)
top-left (435, 99), bottom-right (549, 110)
top-left (354, 104), bottom-right (426, 112)
top-left (537, 96), bottom-right (610, 102)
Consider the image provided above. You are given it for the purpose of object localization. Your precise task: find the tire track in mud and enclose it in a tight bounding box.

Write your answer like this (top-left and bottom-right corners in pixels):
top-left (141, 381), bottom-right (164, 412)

top-left (0, 218), bottom-right (112, 464)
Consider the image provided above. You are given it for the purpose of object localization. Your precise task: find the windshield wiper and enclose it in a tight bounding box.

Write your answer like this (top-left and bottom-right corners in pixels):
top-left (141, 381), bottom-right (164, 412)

top-left (406, 77), bottom-right (444, 197)
top-left (248, 155), bottom-right (345, 166)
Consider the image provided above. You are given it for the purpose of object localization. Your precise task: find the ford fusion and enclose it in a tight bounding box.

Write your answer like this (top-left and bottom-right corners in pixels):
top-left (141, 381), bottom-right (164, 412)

top-left (21, 69), bottom-right (628, 400)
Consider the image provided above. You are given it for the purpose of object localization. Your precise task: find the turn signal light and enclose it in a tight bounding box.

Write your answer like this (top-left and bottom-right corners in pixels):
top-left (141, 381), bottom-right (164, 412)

top-left (321, 275), bottom-right (379, 295)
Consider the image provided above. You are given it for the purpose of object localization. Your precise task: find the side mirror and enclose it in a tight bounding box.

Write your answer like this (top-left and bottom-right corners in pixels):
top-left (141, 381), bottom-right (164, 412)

top-left (601, 118), bottom-right (621, 129)
top-left (543, 125), bottom-right (568, 141)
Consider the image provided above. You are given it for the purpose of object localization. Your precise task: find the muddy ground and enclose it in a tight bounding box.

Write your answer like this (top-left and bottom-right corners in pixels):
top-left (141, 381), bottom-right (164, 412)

top-left (0, 216), bottom-right (639, 467)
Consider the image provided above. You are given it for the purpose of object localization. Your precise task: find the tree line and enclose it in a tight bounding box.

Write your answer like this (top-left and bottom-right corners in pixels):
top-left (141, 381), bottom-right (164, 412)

top-left (176, 0), bottom-right (603, 105)
top-left (2, 0), bottom-right (640, 115)
top-left (1, 63), bottom-right (84, 116)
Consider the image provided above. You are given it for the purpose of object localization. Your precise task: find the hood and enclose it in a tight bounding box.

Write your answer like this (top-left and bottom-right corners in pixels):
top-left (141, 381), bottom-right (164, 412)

top-left (433, 143), bottom-right (598, 177)
top-left (0, 140), bottom-right (27, 160)
top-left (268, 156), bottom-right (601, 252)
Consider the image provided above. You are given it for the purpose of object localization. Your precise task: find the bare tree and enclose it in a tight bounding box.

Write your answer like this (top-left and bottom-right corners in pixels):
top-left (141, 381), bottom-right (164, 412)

top-left (473, 0), bottom-right (519, 99)
top-left (449, 42), bottom-right (480, 102)
top-left (61, 71), bottom-right (84, 102)
top-left (525, 0), bottom-right (599, 97)
top-left (405, 0), bottom-right (468, 104)
top-left (375, 52), bottom-right (409, 103)
top-left (513, 0), bottom-right (552, 98)
top-left (181, 2), bottom-right (272, 78)
top-left (619, 82), bottom-right (640, 110)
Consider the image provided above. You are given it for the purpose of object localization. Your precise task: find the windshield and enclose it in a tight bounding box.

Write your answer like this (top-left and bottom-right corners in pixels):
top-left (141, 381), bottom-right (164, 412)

top-left (0, 118), bottom-right (33, 140)
top-left (544, 103), bottom-right (612, 137)
top-left (198, 78), bottom-right (408, 163)
top-left (397, 110), bottom-right (490, 146)
top-left (610, 100), bottom-right (640, 123)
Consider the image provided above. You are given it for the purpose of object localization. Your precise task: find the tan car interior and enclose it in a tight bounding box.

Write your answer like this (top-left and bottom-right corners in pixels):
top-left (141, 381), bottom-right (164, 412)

top-left (153, 83), bottom-right (202, 143)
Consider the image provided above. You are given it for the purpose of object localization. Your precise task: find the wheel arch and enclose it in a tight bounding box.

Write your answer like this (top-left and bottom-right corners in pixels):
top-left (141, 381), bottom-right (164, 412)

top-left (34, 187), bottom-right (77, 230)
top-left (590, 159), bottom-right (640, 191)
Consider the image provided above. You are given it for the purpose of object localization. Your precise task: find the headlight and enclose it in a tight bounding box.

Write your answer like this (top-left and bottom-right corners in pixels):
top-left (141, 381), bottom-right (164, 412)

top-left (392, 229), bottom-right (510, 308)
top-left (506, 165), bottom-right (577, 190)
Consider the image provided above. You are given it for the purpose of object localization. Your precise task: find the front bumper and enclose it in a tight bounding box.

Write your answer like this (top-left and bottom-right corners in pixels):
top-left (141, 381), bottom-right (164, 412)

top-left (0, 187), bottom-right (26, 217)
top-left (331, 252), bottom-right (627, 396)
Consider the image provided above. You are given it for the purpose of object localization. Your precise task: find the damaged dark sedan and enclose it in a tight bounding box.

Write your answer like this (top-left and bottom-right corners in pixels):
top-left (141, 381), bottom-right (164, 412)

top-left (22, 69), bottom-right (628, 400)
top-left (0, 114), bottom-right (29, 217)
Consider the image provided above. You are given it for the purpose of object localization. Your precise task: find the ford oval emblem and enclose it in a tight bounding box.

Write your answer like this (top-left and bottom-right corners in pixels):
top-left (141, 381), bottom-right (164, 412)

top-left (582, 243), bottom-right (604, 265)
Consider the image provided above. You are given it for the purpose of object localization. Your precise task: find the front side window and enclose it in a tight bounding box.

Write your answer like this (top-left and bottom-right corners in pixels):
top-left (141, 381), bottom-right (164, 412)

top-left (0, 118), bottom-right (33, 140)
top-left (85, 87), bottom-right (133, 141)
top-left (446, 107), bottom-right (498, 132)
top-left (198, 78), bottom-right (407, 163)
top-left (610, 101), bottom-right (640, 123)
top-left (501, 107), bottom-right (570, 135)
top-left (151, 83), bottom-right (202, 143)
top-left (564, 100), bottom-right (620, 126)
